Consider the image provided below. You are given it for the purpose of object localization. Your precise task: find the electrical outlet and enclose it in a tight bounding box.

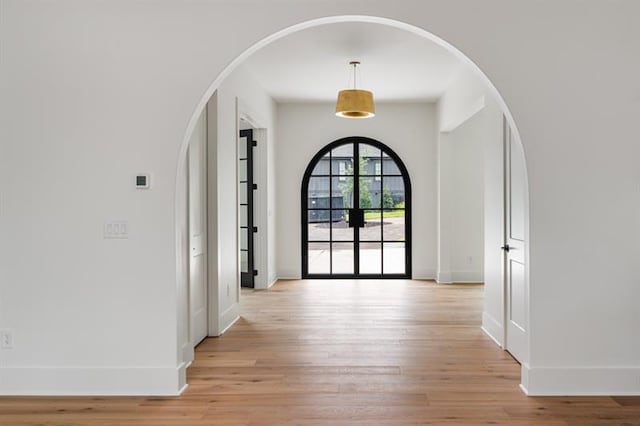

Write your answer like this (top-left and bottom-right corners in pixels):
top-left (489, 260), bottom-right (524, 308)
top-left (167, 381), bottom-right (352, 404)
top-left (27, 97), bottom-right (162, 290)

top-left (0, 329), bottom-right (13, 349)
top-left (227, 284), bottom-right (230, 297)
top-left (467, 256), bottom-right (473, 265)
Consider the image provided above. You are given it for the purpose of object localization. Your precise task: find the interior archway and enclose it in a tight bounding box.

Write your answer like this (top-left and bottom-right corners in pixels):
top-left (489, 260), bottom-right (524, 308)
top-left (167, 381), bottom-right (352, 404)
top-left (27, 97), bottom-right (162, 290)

top-left (175, 15), bottom-right (530, 390)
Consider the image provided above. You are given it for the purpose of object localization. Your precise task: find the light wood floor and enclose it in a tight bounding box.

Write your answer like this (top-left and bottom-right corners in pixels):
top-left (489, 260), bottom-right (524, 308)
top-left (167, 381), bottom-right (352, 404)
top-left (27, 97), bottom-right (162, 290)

top-left (1, 280), bottom-right (639, 425)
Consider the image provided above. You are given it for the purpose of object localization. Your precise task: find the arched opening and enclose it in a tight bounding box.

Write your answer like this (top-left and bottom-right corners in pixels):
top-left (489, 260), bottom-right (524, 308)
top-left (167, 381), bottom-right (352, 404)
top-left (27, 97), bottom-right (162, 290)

top-left (176, 15), bottom-right (530, 391)
top-left (301, 137), bottom-right (412, 278)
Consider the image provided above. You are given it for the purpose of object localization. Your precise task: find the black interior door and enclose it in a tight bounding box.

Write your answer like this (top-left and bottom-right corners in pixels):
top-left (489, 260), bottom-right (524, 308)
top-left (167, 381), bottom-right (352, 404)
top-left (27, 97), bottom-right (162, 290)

top-left (302, 137), bottom-right (411, 279)
top-left (239, 129), bottom-right (256, 288)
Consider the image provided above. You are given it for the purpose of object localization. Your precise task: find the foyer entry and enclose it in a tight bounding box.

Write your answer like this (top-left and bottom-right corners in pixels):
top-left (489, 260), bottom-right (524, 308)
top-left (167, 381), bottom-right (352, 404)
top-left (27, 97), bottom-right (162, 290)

top-left (301, 137), bottom-right (411, 278)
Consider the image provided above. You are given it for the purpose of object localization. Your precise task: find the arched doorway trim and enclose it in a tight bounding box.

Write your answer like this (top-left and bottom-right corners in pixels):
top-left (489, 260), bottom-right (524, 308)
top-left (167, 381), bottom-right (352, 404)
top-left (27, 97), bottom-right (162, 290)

top-left (174, 14), bottom-right (530, 391)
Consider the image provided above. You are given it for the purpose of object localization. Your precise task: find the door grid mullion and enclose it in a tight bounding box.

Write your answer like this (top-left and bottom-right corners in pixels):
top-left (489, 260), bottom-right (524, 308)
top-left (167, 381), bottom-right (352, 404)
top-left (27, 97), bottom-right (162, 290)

top-left (353, 142), bottom-right (360, 276)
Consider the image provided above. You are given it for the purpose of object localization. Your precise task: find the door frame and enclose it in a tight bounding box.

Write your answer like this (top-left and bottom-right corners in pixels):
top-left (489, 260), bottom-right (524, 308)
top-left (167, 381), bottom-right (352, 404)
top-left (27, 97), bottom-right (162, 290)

top-left (301, 136), bottom-right (412, 279)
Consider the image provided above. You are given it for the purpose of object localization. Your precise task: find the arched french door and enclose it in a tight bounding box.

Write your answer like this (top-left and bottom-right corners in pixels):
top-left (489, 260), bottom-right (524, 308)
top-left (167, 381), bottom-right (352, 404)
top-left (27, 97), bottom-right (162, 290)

top-left (301, 137), bottom-right (412, 279)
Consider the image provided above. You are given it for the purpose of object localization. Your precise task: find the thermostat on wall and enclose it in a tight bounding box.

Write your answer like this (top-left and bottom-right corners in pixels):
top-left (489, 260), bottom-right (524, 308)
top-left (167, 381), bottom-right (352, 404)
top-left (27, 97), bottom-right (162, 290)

top-left (135, 174), bottom-right (150, 189)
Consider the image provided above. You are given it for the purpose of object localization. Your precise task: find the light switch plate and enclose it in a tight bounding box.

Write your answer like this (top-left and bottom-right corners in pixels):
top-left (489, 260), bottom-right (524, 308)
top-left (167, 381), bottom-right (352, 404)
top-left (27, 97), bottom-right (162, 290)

top-left (0, 329), bottom-right (13, 349)
top-left (104, 220), bottom-right (129, 239)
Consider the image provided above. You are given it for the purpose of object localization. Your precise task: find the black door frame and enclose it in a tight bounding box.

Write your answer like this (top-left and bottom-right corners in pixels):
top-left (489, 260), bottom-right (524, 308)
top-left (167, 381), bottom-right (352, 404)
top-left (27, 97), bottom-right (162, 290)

top-left (301, 136), bottom-right (412, 279)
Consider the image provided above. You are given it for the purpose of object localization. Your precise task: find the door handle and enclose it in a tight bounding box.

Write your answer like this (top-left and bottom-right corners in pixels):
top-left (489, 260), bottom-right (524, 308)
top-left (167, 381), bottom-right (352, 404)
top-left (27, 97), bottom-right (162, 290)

top-left (348, 209), bottom-right (364, 228)
top-left (501, 244), bottom-right (510, 252)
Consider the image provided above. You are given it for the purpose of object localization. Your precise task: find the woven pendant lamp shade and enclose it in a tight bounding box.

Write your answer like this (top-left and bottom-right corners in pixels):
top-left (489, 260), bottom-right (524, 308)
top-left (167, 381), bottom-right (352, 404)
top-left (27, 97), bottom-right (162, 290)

top-left (335, 89), bottom-right (375, 118)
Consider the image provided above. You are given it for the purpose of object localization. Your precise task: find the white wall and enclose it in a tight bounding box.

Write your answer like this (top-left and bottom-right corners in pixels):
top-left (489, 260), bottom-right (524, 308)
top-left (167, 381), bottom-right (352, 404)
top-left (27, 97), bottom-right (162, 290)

top-left (209, 65), bottom-right (277, 335)
top-left (438, 69), bottom-right (487, 133)
top-left (276, 102), bottom-right (438, 279)
top-left (449, 111), bottom-right (485, 282)
top-left (438, 67), bottom-right (505, 342)
top-left (1, 1), bottom-right (639, 396)
top-left (436, 68), bottom-right (488, 285)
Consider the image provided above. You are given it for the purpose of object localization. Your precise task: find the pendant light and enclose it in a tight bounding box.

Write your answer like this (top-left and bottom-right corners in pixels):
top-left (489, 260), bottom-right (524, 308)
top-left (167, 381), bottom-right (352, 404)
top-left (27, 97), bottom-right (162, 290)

top-left (335, 61), bottom-right (375, 119)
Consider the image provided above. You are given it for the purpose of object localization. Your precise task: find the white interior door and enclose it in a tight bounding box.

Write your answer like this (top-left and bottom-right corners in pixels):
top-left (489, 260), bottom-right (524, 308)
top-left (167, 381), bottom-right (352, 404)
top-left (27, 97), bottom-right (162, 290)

top-left (504, 118), bottom-right (527, 363)
top-left (188, 118), bottom-right (208, 347)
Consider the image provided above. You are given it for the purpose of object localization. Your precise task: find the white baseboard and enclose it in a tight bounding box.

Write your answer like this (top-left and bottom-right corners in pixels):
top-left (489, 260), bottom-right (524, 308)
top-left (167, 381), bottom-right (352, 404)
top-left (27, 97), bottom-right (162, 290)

top-left (451, 270), bottom-right (483, 283)
top-left (437, 270), bottom-right (483, 284)
top-left (253, 278), bottom-right (268, 290)
top-left (436, 271), bottom-right (452, 283)
top-left (218, 303), bottom-right (240, 335)
top-left (177, 361), bottom-right (188, 394)
top-left (277, 269), bottom-right (299, 280)
top-left (254, 273), bottom-right (279, 290)
top-left (521, 364), bottom-right (640, 396)
top-left (412, 268), bottom-right (436, 280)
top-left (481, 312), bottom-right (503, 347)
top-left (0, 365), bottom-right (184, 396)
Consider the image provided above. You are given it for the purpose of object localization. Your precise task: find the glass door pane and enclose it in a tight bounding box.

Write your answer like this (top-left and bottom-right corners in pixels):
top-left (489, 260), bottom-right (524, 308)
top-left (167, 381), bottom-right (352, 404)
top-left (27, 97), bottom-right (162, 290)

top-left (360, 242), bottom-right (382, 274)
top-left (332, 242), bottom-right (354, 274)
top-left (383, 242), bottom-right (405, 274)
top-left (382, 209), bottom-right (405, 242)
top-left (308, 242), bottom-right (330, 274)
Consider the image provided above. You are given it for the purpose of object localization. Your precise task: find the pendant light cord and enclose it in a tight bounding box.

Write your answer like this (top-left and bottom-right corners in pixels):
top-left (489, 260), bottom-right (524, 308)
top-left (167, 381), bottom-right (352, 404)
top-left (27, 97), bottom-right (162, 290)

top-left (353, 62), bottom-right (357, 89)
top-left (350, 61), bottom-right (360, 89)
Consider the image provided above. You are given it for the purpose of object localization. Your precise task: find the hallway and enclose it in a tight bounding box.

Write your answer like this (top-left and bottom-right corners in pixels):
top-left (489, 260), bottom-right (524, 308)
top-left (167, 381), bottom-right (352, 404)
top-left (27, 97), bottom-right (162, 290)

top-left (1, 280), bottom-right (639, 425)
top-left (186, 280), bottom-right (639, 424)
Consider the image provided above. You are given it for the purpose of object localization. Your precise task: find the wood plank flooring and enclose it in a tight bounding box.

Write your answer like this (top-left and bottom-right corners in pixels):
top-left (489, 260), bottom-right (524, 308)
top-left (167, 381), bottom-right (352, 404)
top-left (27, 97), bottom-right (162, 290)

top-left (1, 279), bottom-right (639, 425)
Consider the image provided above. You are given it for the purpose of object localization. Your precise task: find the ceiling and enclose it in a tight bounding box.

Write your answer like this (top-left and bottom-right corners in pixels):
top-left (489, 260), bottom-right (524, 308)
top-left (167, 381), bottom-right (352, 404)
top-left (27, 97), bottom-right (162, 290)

top-left (241, 22), bottom-right (464, 103)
